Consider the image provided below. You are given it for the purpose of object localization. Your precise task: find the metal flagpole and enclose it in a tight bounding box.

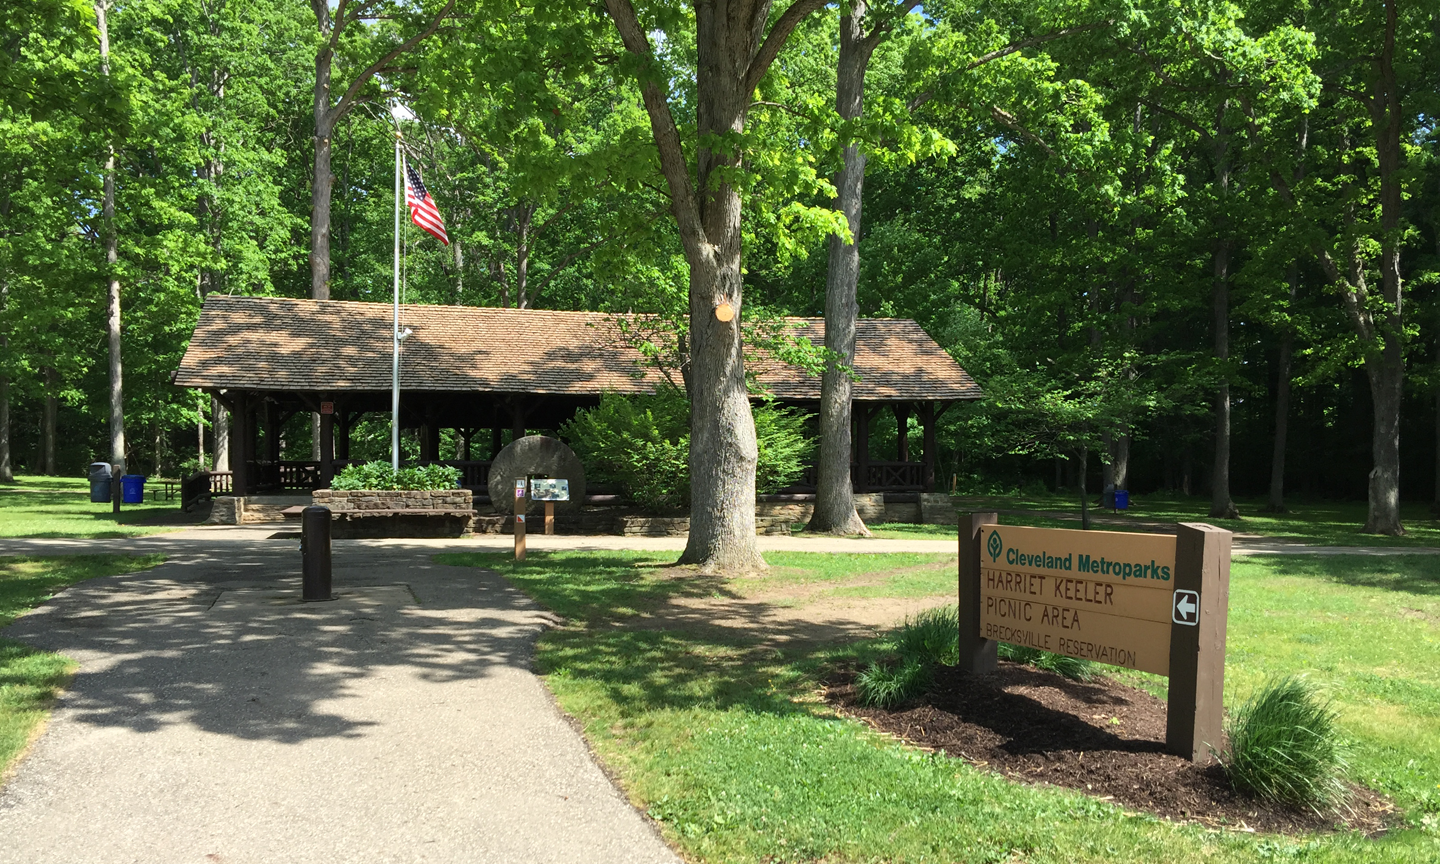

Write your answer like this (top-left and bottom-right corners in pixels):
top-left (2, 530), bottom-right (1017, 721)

top-left (392, 131), bottom-right (402, 472)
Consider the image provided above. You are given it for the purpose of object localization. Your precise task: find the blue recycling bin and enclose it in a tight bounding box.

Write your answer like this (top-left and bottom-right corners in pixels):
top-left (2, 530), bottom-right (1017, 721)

top-left (1114, 490), bottom-right (1130, 511)
top-left (120, 475), bottom-right (146, 504)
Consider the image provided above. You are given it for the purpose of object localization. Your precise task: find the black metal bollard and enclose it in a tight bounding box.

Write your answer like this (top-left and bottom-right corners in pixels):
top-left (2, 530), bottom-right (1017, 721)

top-left (301, 506), bottom-right (333, 601)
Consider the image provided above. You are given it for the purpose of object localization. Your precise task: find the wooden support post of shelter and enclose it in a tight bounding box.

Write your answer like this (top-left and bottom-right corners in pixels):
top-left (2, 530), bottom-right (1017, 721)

top-left (894, 403), bottom-right (911, 461)
top-left (319, 398), bottom-right (335, 486)
top-left (336, 409), bottom-right (351, 461)
top-left (856, 405), bottom-right (871, 493)
top-left (921, 402), bottom-right (938, 493)
top-left (264, 400), bottom-right (280, 464)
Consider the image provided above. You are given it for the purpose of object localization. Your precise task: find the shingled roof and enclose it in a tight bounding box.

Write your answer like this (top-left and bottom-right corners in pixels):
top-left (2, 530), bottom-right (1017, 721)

top-left (174, 295), bottom-right (982, 402)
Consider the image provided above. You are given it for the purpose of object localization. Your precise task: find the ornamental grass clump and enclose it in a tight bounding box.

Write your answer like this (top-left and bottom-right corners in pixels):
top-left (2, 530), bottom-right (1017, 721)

top-left (856, 658), bottom-right (932, 709)
top-left (997, 643), bottom-right (1097, 681)
top-left (856, 606), bottom-right (957, 708)
top-left (855, 606), bottom-right (1099, 708)
top-left (893, 605), bottom-right (959, 668)
top-left (1221, 676), bottom-right (1348, 813)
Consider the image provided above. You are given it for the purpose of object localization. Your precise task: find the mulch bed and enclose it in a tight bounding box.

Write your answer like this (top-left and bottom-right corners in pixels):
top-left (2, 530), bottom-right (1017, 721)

top-left (828, 661), bottom-right (1396, 836)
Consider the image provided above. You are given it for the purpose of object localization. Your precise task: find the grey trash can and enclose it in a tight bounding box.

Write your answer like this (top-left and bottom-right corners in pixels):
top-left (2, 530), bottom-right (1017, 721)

top-left (89, 462), bottom-right (112, 503)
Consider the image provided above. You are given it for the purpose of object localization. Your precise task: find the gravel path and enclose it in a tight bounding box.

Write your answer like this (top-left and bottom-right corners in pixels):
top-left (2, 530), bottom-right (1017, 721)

top-left (0, 537), bottom-right (678, 864)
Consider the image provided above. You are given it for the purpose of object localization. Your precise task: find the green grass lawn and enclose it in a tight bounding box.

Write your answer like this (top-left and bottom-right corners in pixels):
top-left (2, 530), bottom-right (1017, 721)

top-left (438, 549), bottom-right (1440, 863)
top-left (1, 555), bottom-right (165, 776)
top-left (953, 492), bottom-right (1440, 547)
top-left (863, 522), bottom-right (959, 540)
top-left (0, 475), bottom-right (184, 538)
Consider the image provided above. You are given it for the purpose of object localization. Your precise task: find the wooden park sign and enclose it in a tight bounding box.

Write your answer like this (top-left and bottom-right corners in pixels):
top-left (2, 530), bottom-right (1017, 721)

top-left (958, 514), bottom-right (1231, 763)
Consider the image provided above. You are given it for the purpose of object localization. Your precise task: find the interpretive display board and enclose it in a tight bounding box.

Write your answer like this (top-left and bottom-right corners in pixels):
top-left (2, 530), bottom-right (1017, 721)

top-left (959, 514), bottom-right (1232, 763)
top-left (529, 478), bottom-right (570, 501)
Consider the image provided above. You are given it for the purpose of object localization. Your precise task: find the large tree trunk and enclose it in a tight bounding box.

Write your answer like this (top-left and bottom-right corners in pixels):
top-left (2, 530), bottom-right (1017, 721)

top-left (808, 3), bottom-right (876, 536)
top-left (42, 370), bottom-right (57, 476)
top-left (310, 80), bottom-right (334, 300)
top-left (1113, 433), bottom-right (1130, 490)
top-left (1209, 105), bottom-right (1237, 520)
top-left (680, 43), bottom-right (761, 572)
top-left (1361, 0), bottom-right (1404, 535)
top-left (453, 238), bottom-right (464, 298)
top-left (309, 0), bottom-right (337, 301)
top-left (97, 1), bottom-right (125, 472)
top-left (1101, 431), bottom-right (1115, 491)
top-left (515, 205), bottom-right (532, 308)
top-left (1210, 242), bottom-right (1237, 519)
top-left (0, 369), bottom-right (10, 483)
top-left (1266, 267), bottom-right (1299, 512)
top-left (0, 286), bottom-right (11, 483)
top-left (1364, 347), bottom-right (1404, 533)
top-left (1433, 384), bottom-right (1439, 514)
top-left (605, 0), bottom-right (823, 572)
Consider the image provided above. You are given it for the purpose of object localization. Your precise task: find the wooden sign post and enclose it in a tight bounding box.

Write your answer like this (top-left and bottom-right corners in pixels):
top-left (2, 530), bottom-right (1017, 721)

top-left (528, 478), bottom-right (570, 538)
top-left (513, 477), bottom-right (527, 561)
top-left (1168, 523), bottom-right (1231, 762)
top-left (958, 513), bottom-right (1231, 763)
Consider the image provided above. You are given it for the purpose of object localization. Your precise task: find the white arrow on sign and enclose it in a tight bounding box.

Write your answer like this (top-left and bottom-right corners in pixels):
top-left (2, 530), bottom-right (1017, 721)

top-left (1172, 590), bottom-right (1199, 625)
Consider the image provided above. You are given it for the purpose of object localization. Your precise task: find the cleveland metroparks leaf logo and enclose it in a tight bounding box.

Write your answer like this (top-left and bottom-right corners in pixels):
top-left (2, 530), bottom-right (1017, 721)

top-left (986, 529), bottom-right (1003, 562)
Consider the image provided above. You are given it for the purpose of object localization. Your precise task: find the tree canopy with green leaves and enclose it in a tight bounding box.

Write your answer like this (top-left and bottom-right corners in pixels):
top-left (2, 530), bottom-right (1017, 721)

top-left (1, 0), bottom-right (1437, 545)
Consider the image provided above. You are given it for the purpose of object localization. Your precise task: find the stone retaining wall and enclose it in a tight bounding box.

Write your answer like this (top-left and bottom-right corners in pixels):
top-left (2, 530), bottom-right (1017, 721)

top-left (312, 489), bottom-right (473, 511)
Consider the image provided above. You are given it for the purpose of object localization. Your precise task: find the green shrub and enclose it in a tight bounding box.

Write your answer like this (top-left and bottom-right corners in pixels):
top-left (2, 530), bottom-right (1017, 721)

top-left (752, 399), bottom-right (815, 492)
top-left (1221, 676), bottom-right (1348, 813)
top-left (997, 643), bottom-right (1097, 681)
top-left (331, 462), bottom-right (461, 491)
top-left (856, 606), bottom-right (957, 707)
top-left (856, 657), bottom-right (932, 709)
top-left (894, 605), bottom-right (959, 667)
top-left (855, 607), bottom-right (1097, 707)
top-left (562, 389), bottom-right (814, 508)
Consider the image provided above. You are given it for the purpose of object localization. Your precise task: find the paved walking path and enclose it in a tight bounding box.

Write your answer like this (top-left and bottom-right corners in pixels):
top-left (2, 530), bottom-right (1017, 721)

top-left (0, 523), bottom-right (1435, 559)
top-left (0, 537), bottom-right (678, 864)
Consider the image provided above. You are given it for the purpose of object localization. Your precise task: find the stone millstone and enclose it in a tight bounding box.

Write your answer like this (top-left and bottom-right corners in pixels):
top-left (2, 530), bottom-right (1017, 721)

top-left (487, 435), bottom-right (586, 515)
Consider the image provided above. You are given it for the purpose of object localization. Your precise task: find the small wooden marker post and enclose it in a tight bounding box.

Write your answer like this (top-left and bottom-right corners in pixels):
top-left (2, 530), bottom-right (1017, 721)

top-left (544, 501), bottom-right (554, 535)
top-left (958, 512), bottom-right (1231, 763)
top-left (513, 477), bottom-right (527, 561)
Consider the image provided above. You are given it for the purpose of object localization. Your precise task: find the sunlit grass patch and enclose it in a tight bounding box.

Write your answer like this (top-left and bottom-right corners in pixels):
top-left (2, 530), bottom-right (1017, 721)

top-left (0, 554), bottom-right (165, 776)
top-left (0, 481), bottom-right (180, 538)
top-left (443, 549), bottom-right (1440, 860)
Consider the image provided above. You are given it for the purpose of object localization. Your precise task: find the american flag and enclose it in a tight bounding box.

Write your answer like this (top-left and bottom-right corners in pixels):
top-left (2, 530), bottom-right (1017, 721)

top-left (404, 159), bottom-right (449, 245)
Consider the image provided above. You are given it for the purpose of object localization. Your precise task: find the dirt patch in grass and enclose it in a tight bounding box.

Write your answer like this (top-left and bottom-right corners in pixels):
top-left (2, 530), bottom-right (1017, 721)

top-left (829, 661), bottom-right (1395, 836)
top-left (619, 564), bottom-right (956, 645)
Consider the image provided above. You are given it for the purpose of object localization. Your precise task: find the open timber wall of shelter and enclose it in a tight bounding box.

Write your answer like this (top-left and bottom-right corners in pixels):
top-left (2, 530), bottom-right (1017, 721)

top-left (173, 296), bottom-right (983, 498)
